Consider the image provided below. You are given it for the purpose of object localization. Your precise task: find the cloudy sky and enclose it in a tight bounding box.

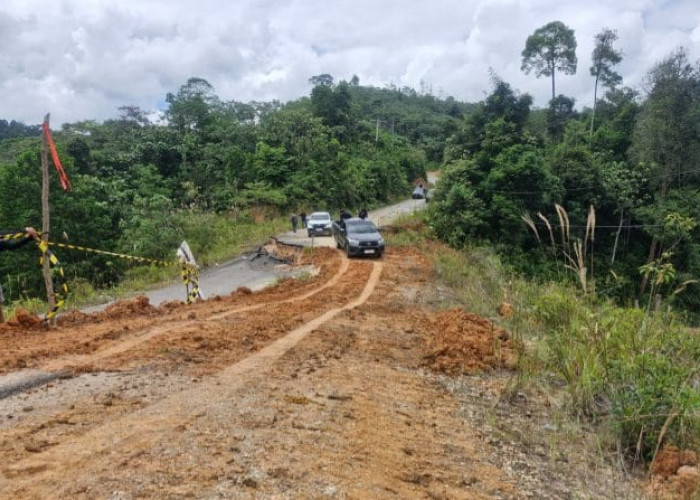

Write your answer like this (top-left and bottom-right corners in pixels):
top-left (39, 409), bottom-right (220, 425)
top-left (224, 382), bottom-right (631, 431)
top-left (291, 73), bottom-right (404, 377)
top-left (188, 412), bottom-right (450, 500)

top-left (1, 0), bottom-right (698, 125)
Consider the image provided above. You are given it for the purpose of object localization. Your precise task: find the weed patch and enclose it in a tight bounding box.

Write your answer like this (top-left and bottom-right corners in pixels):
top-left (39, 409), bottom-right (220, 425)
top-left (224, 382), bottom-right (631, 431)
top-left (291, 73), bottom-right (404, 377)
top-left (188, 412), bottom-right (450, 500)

top-left (391, 217), bottom-right (700, 470)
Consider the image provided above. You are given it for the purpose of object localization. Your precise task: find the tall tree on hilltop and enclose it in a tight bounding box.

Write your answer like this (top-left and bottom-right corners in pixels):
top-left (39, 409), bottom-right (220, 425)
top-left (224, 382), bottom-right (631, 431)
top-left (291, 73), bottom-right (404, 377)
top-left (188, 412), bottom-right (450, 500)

top-left (590, 28), bottom-right (623, 135)
top-left (308, 74), bottom-right (334, 87)
top-left (166, 78), bottom-right (219, 134)
top-left (521, 21), bottom-right (577, 100)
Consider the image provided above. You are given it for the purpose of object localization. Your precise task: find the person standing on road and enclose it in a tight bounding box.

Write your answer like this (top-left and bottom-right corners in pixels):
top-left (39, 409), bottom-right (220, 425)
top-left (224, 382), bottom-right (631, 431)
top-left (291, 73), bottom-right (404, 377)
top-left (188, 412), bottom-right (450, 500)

top-left (291, 213), bottom-right (298, 233)
top-left (358, 208), bottom-right (368, 220)
top-left (0, 227), bottom-right (38, 251)
top-left (300, 211), bottom-right (307, 229)
top-left (340, 209), bottom-right (351, 228)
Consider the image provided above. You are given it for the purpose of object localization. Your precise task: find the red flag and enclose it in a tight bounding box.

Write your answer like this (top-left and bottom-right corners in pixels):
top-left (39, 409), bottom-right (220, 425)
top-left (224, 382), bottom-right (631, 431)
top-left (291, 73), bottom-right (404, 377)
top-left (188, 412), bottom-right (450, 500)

top-left (42, 122), bottom-right (72, 191)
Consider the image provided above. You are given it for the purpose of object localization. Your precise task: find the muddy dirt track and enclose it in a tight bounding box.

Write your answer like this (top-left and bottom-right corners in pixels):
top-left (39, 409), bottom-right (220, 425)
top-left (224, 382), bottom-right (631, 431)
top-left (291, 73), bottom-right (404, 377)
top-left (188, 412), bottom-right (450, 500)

top-left (0, 244), bottom-right (638, 499)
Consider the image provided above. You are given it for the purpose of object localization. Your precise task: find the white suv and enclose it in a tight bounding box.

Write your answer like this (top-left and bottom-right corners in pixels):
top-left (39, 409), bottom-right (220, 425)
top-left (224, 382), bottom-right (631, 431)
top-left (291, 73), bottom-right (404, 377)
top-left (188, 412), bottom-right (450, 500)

top-left (307, 211), bottom-right (333, 236)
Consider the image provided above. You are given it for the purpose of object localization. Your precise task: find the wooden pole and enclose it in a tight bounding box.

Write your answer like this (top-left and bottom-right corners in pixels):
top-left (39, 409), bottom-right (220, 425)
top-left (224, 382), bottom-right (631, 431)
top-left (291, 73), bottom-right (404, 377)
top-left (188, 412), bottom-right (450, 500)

top-left (41, 113), bottom-right (56, 317)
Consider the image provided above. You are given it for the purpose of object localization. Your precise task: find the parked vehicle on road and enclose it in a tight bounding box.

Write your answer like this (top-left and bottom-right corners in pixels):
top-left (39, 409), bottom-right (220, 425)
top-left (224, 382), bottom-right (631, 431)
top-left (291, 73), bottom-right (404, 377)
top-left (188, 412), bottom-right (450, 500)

top-left (332, 218), bottom-right (385, 257)
top-left (307, 211), bottom-right (333, 237)
top-left (412, 185), bottom-right (427, 199)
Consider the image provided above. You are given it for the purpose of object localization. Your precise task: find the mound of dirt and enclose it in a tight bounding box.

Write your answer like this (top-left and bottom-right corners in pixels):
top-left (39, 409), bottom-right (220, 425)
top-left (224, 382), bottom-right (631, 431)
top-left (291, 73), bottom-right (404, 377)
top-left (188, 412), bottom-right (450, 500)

top-left (57, 309), bottom-right (90, 326)
top-left (101, 295), bottom-right (159, 320)
top-left (0, 308), bottom-right (44, 332)
top-left (421, 308), bottom-right (517, 375)
top-left (647, 445), bottom-right (699, 498)
top-left (231, 286), bottom-right (253, 296)
top-left (158, 300), bottom-right (185, 313)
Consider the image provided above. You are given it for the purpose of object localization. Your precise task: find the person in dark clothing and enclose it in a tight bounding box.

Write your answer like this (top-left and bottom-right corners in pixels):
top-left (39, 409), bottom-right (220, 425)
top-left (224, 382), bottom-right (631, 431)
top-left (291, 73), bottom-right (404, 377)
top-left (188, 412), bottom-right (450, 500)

top-left (291, 214), bottom-right (298, 233)
top-left (358, 208), bottom-right (368, 220)
top-left (339, 210), bottom-right (351, 228)
top-left (0, 227), bottom-right (38, 251)
top-left (300, 212), bottom-right (307, 229)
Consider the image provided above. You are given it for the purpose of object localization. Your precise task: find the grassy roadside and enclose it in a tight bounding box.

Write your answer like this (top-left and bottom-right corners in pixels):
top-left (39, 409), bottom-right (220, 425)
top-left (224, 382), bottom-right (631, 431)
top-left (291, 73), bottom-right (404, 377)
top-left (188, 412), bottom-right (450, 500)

top-left (385, 214), bottom-right (700, 480)
top-left (5, 212), bottom-right (287, 317)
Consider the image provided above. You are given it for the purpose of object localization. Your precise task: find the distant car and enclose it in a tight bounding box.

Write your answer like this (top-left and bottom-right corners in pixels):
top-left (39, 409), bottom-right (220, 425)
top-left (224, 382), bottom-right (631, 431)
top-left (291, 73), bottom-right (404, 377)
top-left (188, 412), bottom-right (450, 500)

top-left (307, 211), bottom-right (333, 236)
top-left (332, 218), bottom-right (385, 258)
top-left (412, 186), bottom-right (426, 199)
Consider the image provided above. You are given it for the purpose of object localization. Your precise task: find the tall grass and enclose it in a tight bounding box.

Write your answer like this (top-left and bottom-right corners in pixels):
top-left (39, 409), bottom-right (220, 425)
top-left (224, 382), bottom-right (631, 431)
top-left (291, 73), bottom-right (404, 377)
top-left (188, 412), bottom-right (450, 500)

top-left (533, 289), bottom-right (700, 464)
top-left (174, 211), bottom-right (287, 266)
top-left (523, 204), bottom-right (596, 294)
top-left (111, 212), bottom-right (286, 300)
top-left (392, 215), bottom-right (700, 468)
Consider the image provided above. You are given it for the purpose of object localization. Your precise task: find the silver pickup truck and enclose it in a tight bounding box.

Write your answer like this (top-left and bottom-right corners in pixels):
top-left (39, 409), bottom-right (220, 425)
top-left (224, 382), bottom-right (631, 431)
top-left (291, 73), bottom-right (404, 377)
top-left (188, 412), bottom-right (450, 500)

top-left (332, 217), bottom-right (385, 258)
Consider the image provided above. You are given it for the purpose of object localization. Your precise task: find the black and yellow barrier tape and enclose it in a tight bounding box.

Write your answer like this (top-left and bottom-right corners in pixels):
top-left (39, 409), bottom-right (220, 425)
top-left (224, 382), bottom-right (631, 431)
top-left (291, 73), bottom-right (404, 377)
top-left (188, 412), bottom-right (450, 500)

top-left (0, 232), bottom-right (68, 321)
top-left (48, 242), bottom-right (173, 267)
top-left (36, 238), bottom-right (69, 321)
top-left (181, 264), bottom-right (201, 304)
top-left (1, 232), bottom-right (202, 321)
top-left (49, 240), bottom-right (202, 305)
top-left (0, 232), bottom-right (32, 243)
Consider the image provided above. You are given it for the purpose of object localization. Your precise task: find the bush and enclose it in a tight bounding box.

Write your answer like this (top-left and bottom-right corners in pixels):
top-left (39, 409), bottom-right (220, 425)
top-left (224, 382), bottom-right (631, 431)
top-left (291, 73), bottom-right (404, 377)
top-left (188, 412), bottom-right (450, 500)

top-left (426, 227), bottom-right (700, 466)
top-left (535, 296), bottom-right (700, 461)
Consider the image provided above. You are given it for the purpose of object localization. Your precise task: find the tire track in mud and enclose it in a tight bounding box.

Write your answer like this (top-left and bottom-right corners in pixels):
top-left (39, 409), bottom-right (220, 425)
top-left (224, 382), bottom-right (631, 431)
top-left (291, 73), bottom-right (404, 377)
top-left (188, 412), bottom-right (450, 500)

top-left (1, 261), bottom-right (382, 496)
top-left (38, 256), bottom-right (351, 374)
top-left (207, 254), bottom-right (351, 321)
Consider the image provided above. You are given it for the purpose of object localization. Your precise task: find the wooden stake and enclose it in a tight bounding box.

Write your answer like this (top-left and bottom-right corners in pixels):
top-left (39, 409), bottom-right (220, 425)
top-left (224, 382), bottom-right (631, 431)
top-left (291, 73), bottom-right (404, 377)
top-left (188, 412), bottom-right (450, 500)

top-left (41, 113), bottom-right (56, 319)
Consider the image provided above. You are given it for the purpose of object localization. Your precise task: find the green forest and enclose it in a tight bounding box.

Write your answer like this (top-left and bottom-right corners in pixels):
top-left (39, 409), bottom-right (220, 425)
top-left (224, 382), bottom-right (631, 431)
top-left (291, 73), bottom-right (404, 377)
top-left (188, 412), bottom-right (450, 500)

top-left (0, 75), bottom-right (467, 303)
top-left (1, 21), bottom-right (699, 321)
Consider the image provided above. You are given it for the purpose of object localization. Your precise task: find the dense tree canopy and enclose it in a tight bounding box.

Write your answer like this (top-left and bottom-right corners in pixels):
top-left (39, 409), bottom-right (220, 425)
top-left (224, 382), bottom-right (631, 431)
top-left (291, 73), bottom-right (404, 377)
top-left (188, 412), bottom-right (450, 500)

top-left (431, 45), bottom-right (700, 314)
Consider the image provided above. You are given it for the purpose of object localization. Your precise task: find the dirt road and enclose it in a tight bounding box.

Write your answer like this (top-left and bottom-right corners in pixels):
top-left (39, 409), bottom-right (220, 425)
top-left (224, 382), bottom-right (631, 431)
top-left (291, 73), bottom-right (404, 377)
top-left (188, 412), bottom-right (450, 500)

top-left (0, 237), bottom-right (640, 498)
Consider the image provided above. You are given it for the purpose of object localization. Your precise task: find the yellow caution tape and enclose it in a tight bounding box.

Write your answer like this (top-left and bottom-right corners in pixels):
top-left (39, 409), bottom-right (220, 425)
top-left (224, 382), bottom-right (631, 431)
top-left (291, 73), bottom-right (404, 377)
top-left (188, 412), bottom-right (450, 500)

top-left (50, 240), bottom-right (201, 302)
top-left (2, 233), bottom-right (203, 320)
top-left (0, 232), bottom-right (32, 242)
top-left (36, 238), bottom-right (69, 322)
top-left (48, 242), bottom-right (173, 266)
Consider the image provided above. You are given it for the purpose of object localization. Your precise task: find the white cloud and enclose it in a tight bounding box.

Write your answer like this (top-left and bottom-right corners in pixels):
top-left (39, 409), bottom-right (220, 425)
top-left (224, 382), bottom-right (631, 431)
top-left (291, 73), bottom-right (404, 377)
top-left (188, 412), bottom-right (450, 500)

top-left (0, 0), bottom-right (698, 124)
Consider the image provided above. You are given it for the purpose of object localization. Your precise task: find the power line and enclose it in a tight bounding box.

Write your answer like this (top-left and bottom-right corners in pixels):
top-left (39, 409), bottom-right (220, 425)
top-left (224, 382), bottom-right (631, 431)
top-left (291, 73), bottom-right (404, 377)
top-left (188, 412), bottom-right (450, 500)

top-left (474, 166), bottom-right (700, 196)
top-left (533, 222), bottom-right (664, 229)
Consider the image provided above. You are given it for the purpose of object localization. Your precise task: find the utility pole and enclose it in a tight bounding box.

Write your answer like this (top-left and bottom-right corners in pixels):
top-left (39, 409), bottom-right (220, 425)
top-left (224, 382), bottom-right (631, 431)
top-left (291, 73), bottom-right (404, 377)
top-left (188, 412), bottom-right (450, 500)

top-left (375, 118), bottom-right (379, 143)
top-left (41, 113), bottom-right (56, 316)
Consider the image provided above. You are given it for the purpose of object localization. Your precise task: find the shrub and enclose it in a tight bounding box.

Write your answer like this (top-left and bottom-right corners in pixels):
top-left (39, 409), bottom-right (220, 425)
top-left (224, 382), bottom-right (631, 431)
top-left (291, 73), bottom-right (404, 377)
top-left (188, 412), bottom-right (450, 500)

top-left (426, 222), bottom-right (700, 466)
top-left (536, 298), bottom-right (700, 461)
